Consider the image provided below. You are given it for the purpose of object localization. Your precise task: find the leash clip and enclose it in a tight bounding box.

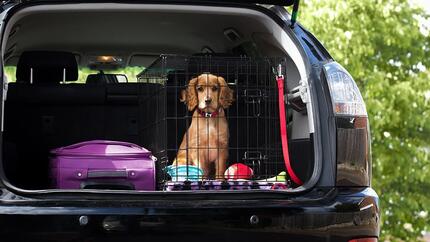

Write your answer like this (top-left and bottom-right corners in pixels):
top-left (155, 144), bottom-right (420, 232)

top-left (277, 64), bottom-right (284, 79)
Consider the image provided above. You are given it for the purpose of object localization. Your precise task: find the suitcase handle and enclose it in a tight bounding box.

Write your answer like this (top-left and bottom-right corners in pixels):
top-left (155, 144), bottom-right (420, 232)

top-left (87, 170), bottom-right (128, 178)
top-left (56, 140), bottom-right (145, 152)
top-left (80, 181), bottom-right (135, 190)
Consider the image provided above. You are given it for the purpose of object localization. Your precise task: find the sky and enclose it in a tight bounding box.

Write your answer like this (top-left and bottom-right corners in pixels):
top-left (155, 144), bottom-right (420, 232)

top-left (411, 0), bottom-right (430, 36)
top-left (414, 0), bottom-right (430, 12)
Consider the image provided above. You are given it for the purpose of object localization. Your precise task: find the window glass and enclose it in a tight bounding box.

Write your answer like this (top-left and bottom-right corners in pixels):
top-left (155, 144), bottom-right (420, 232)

top-left (3, 66), bottom-right (144, 83)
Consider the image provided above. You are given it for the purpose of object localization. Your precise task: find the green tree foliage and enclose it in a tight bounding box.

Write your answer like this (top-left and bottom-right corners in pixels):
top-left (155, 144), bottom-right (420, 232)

top-left (301, 0), bottom-right (430, 240)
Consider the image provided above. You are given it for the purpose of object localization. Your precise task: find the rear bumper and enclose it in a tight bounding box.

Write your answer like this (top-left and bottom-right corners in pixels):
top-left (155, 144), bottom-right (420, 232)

top-left (0, 187), bottom-right (379, 242)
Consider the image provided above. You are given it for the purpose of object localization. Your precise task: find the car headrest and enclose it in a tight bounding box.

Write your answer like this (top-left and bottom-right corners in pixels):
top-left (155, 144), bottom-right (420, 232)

top-left (86, 73), bottom-right (119, 85)
top-left (16, 51), bottom-right (78, 84)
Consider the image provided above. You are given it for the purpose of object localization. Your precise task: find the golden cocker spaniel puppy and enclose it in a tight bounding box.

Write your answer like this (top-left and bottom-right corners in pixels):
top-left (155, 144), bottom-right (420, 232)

top-left (174, 73), bottom-right (234, 179)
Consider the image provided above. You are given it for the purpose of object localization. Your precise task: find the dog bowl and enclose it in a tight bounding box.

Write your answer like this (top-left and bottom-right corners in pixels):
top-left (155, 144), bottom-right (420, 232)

top-left (165, 165), bottom-right (204, 181)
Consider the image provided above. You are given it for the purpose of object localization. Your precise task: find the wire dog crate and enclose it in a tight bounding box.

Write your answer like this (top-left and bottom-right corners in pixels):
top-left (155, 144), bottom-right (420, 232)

top-left (138, 55), bottom-right (292, 190)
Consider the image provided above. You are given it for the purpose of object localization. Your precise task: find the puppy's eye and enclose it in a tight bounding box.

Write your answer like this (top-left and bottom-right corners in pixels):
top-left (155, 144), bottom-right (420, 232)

top-left (212, 86), bottom-right (219, 92)
top-left (196, 86), bottom-right (204, 92)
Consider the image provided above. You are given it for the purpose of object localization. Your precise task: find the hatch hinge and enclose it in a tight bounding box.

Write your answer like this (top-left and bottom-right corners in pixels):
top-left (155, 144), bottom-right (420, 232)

top-left (290, 0), bottom-right (300, 28)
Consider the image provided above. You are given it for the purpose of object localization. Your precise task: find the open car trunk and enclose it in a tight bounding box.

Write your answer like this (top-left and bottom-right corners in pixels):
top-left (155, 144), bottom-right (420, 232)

top-left (0, 3), bottom-right (316, 194)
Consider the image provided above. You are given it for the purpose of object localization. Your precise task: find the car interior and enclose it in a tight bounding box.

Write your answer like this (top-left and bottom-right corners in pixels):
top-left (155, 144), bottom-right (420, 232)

top-left (1, 4), bottom-right (315, 191)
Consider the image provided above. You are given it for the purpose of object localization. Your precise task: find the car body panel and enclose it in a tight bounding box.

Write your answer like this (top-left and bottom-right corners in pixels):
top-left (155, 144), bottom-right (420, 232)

top-left (8, 0), bottom-right (295, 5)
top-left (0, 188), bottom-right (379, 241)
top-left (0, 1), bottom-right (380, 241)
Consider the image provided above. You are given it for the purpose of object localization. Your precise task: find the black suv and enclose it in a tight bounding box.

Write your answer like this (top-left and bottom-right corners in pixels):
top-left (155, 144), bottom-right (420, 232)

top-left (0, 1), bottom-right (380, 241)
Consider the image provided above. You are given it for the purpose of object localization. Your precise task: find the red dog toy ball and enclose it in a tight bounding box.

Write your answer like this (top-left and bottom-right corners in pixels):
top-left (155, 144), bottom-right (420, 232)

top-left (224, 163), bottom-right (254, 180)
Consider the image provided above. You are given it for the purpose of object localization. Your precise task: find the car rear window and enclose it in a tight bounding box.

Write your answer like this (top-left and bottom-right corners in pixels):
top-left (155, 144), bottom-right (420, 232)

top-left (4, 66), bottom-right (143, 83)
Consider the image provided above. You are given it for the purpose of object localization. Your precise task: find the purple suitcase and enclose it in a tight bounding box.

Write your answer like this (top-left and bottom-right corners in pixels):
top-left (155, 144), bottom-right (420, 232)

top-left (50, 140), bottom-right (156, 190)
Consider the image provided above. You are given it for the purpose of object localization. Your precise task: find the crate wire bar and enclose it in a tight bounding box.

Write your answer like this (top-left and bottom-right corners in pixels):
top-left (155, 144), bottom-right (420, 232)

top-left (138, 55), bottom-right (290, 190)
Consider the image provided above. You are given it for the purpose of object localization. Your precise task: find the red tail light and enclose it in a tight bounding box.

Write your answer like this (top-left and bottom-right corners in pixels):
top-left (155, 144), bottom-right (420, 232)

top-left (323, 62), bottom-right (371, 187)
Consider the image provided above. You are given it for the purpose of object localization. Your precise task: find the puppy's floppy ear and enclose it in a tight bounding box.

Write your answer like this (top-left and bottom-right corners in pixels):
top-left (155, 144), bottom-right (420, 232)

top-left (179, 89), bottom-right (187, 103)
top-left (218, 76), bottom-right (234, 109)
top-left (180, 77), bottom-right (198, 111)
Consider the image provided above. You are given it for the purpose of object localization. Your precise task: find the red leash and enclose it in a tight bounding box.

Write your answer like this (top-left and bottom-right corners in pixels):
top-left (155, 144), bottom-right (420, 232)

top-left (276, 67), bottom-right (303, 185)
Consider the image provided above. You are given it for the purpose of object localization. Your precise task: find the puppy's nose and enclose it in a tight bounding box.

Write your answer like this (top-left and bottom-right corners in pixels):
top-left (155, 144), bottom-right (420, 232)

top-left (205, 98), bottom-right (212, 104)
